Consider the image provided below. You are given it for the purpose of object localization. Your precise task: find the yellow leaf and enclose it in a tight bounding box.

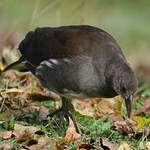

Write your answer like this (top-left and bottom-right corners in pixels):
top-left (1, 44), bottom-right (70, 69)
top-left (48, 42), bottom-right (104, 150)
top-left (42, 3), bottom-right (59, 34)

top-left (0, 63), bottom-right (4, 71)
top-left (133, 116), bottom-right (150, 129)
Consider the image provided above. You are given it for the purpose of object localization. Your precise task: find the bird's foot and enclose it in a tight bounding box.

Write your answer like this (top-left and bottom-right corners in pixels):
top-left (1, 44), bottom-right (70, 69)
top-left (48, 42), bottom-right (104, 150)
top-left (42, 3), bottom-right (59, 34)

top-left (47, 97), bottom-right (81, 133)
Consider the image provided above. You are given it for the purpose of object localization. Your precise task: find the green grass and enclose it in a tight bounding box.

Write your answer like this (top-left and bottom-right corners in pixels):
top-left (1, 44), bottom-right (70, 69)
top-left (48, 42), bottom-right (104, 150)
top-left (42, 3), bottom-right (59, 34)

top-left (0, 0), bottom-right (150, 149)
top-left (0, 138), bottom-right (20, 150)
top-left (0, 71), bottom-right (150, 149)
top-left (0, 106), bottom-right (149, 149)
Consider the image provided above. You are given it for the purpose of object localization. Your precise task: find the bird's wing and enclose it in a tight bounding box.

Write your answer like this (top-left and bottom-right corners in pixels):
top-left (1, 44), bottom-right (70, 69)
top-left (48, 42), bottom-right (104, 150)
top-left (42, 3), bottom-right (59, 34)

top-left (35, 57), bottom-right (80, 94)
top-left (35, 56), bottom-right (100, 98)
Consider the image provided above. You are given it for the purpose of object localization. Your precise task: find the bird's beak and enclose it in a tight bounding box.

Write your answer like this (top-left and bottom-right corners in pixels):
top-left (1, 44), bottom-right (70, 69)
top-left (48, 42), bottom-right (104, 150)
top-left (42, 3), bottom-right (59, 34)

top-left (0, 57), bottom-right (27, 73)
top-left (125, 95), bottom-right (133, 118)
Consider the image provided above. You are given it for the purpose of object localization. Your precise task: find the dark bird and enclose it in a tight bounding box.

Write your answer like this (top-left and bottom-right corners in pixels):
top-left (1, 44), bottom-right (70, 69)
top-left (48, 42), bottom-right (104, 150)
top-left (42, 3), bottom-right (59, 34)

top-left (2, 25), bottom-right (138, 130)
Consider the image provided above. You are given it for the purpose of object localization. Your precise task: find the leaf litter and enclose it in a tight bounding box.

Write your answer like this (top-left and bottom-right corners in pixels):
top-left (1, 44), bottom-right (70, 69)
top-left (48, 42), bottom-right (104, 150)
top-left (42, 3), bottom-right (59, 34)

top-left (0, 51), bottom-right (150, 149)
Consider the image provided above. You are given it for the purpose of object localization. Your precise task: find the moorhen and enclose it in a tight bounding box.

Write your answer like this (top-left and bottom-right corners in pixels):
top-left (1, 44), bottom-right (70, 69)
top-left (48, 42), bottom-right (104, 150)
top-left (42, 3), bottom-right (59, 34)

top-left (2, 25), bottom-right (138, 131)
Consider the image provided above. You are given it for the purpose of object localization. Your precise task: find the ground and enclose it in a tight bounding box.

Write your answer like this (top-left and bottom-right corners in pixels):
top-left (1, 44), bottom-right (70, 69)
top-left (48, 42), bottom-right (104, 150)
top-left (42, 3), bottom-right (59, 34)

top-left (0, 65), bottom-right (150, 149)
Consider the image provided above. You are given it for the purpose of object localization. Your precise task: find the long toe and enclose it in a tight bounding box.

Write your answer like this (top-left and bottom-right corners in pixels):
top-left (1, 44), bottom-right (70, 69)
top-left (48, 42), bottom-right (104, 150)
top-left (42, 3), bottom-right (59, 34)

top-left (47, 97), bottom-right (81, 133)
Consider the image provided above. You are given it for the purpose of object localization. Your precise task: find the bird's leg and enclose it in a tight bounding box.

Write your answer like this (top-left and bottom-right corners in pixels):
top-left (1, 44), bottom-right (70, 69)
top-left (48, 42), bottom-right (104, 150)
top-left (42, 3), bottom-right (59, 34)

top-left (48, 97), bottom-right (81, 133)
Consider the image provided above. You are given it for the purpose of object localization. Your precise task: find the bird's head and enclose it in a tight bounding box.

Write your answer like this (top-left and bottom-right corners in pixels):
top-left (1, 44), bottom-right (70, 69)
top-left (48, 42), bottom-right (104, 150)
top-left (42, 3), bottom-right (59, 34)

top-left (113, 64), bottom-right (138, 117)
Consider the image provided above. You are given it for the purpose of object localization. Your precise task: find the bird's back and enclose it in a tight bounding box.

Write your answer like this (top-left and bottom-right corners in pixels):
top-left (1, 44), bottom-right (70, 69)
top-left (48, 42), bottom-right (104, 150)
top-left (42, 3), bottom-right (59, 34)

top-left (19, 25), bottom-right (125, 66)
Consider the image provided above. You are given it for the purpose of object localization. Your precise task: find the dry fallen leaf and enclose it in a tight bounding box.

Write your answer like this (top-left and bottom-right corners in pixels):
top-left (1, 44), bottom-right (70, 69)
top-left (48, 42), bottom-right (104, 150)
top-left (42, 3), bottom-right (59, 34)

top-left (95, 96), bottom-right (123, 117)
top-left (146, 141), bottom-right (150, 150)
top-left (0, 88), bottom-right (28, 110)
top-left (0, 131), bottom-right (12, 140)
top-left (113, 119), bottom-right (137, 134)
top-left (14, 123), bottom-right (38, 141)
top-left (22, 103), bottom-right (40, 114)
top-left (0, 111), bottom-right (13, 121)
top-left (1, 70), bottom-right (17, 81)
top-left (38, 105), bottom-right (49, 121)
top-left (109, 114), bottom-right (124, 123)
top-left (72, 96), bottom-right (123, 117)
top-left (133, 96), bottom-right (150, 115)
top-left (100, 138), bottom-right (118, 150)
top-left (79, 143), bottom-right (95, 150)
top-left (64, 117), bottom-right (81, 142)
top-left (19, 73), bottom-right (36, 86)
top-left (133, 116), bottom-right (150, 129)
top-left (118, 143), bottom-right (131, 150)
top-left (29, 144), bottom-right (56, 150)
top-left (0, 143), bottom-right (13, 150)
top-left (72, 99), bottom-right (95, 117)
top-left (29, 145), bottom-right (50, 150)
top-left (29, 132), bottom-right (57, 150)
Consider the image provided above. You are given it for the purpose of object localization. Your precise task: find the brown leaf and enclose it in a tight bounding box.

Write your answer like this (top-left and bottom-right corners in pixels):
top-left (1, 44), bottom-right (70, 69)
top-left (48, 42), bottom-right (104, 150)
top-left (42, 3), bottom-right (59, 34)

top-left (17, 128), bottom-right (35, 142)
top-left (113, 119), bottom-right (137, 134)
top-left (72, 96), bottom-right (123, 117)
top-left (118, 143), bottom-right (131, 150)
top-left (72, 99), bottom-right (95, 117)
top-left (30, 135), bottom-right (57, 150)
top-left (0, 143), bottom-right (13, 150)
top-left (29, 144), bottom-right (51, 150)
top-left (0, 131), bottom-right (12, 139)
top-left (56, 145), bottom-right (64, 150)
top-left (19, 73), bottom-right (36, 86)
top-left (1, 70), bottom-right (17, 81)
top-left (14, 123), bottom-right (37, 141)
top-left (109, 114), bottom-right (124, 123)
top-left (146, 141), bottom-right (150, 150)
top-left (38, 105), bottom-right (49, 121)
top-left (133, 96), bottom-right (150, 115)
top-left (22, 104), bottom-right (40, 114)
top-left (0, 88), bottom-right (28, 110)
top-left (100, 138), bottom-right (118, 150)
top-left (94, 98), bottom-right (115, 117)
top-left (12, 130), bottom-right (22, 139)
top-left (64, 117), bottom-right (81, 142)
top-left (0, 111), bottom-right (12, 121)
top-left (30, 143), bottom-right (62, 150)
top-left (79, 143), bottom-right (95, 150)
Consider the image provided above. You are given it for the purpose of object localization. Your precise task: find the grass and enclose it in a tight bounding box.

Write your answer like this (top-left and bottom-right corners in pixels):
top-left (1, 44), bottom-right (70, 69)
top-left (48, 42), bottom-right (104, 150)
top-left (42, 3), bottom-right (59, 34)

top-left (0, 0), bottom-right (150, 149)
top-left (0, 67), bottom-right (149, 149)
top-left (0, 111), bottom-right (149, 149)
top-left (0, 75), bottom-right (149, 149)
top-left (1, 94), bottom-right (149, 148)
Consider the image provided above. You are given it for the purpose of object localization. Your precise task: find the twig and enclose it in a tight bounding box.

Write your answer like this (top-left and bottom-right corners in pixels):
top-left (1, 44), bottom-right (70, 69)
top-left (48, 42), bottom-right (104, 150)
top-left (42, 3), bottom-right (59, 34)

top-left (36, 0), bottom-right (60, 19)
top-left (28, 0), bottom-right (40, 28)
